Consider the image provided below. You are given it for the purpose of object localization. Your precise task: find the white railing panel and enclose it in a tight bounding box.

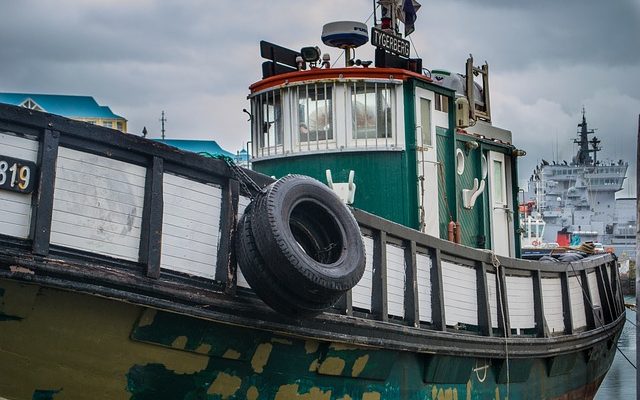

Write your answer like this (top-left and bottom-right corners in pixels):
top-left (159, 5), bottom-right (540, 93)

top-left (351, 235), bottom-right (374, 311)
top-left (569, 274), bottom-right (587, 330)
top-left (442, 261), bottom-right (478, 326)
top-left (386, 243), bottom-right (405, 318)
top-left (161, 173), bottom-right (221, 279)
top-left (416, 252), bottom-right (432, 323)
top-left (541, 277), bottom-right (565, 334)
top-left (587, 271), bottom-right (601, 308)
top-left (505, 275), bottom-right (536, 332)
top-left (486, 272), bottom-right (499, 328)
top-left (51, 147), bottom-right (145, 261)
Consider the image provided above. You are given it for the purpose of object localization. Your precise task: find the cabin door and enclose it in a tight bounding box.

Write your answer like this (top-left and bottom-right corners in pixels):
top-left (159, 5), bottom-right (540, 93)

top-left (488, 151), bottom-right (512, 256)
top-left (415, 89), bottom-right (439, 236)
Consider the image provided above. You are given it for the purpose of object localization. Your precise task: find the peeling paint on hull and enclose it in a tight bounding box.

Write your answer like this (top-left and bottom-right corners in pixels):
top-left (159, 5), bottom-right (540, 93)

top-left (0, 279), bottom-right (618, 400)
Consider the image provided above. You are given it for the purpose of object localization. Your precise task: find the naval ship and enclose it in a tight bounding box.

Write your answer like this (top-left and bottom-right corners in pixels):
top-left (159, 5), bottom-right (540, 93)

top-left (527, 110), bottom-right (636, 258)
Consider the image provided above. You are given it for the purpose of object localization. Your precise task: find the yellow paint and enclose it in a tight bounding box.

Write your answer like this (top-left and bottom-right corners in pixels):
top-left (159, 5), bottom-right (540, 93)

top-left (466, 380), bottom-right (472, 400)
top-left (207, 372), bottom-right (241, 398)
top-left (351, 354), bottom-right (369, 377)
top-left (171, 335), bottom-right (188, 350)
top-left (338, 395), bottom-right (353, 400)
top-left (274, 384), bottom-right (332, 400)
top-left (432, 386), bottom-right (439, 400)
top-left (0, 280), bottom-right (210, 400)
top-left (222, 348), bottom-right (242, 360)
top-left (136, 308), bottom-right (157, 327)
top-left (329, 342), bottom-right (359, 351)
top-left (247, 386), bottom-right (259, 400)
top-left (495, 387), bottom-right (500, 400)
top-left (317, 357), bottom-right (346, 376)
top-left (251, 343), bottom-right (273, 373)
top-left (309, 358), bottom-right (320, 372)
top-left (195, 343), bottom-right (212, 355)
top-left (305, 340), bottom-right (320, 354)
top-left (271, 337), bottom-right (293, 345)
top-left (362, 392), bottom-right (381, 400)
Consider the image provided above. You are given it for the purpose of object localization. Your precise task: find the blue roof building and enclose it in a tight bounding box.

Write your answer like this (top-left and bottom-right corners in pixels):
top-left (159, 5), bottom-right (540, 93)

top-left (155, 139), bottom-right (234, 158)
top-left (0, 92), bottom-right (127, 132)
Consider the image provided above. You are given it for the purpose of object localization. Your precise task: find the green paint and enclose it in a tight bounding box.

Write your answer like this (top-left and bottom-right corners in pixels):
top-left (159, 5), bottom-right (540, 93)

top-left (402, 80), bottom-right (420, 231)
top-left (253, 151), bottom-right (415, 228)
top-left (32, 389), bottom-right (61, 400)
top-left (436, 128), bottom-right (455, 239)
top-left (126, 363), bottom-right (215, 400)
top-left (455, 140), bottom-right (484, 248)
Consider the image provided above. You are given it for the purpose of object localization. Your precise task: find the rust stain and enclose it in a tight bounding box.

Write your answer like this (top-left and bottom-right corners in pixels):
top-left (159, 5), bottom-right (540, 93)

top-left (137, 309), bottom-right (157, 328)
top-left (171, 335), bottom-right (188, 350)
top-left (274, 384), bottom-right (331, 400)
top-left (222, 348), bottom-right (241, 360)
top-left (9, 266), bottom-right (34, 275)
top-left (246, 386), bottom-right (259, 400)
top-left (317, 356), bottom-right (346, 376)
top-left (329, 343), bottom-right (359, 351)
top-left (305, 340), bottom-right (320, 354)
top-left (362, 392), bottom-right (381, 400)
top-left (251, 343), bottom-right (273, 373)
top-left (271, 337), bottom-right (293, 345)
top-left (207, 372), bottom-right (241, 398)
top-left (351, 354), bottom-right (369, 377)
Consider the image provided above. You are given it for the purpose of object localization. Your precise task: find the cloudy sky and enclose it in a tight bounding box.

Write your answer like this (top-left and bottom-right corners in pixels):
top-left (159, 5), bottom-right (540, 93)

top-left (1, 0), bottom-right (638, 196)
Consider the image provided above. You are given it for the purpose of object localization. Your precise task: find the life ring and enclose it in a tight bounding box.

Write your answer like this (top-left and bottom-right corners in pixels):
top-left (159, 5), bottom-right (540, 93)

top-left (236, 175), bottom-right (366, 316)
top-left (532, 240), bottom-right (541, 246)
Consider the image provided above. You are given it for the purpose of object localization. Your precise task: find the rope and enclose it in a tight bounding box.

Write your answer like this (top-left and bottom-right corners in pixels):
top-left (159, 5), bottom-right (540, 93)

top-left (199, 152), bottom-right (263, 199)
top-left (490, 251), bottom-right (510, 398)
top-left (566, 261), bottom-right (637, 370)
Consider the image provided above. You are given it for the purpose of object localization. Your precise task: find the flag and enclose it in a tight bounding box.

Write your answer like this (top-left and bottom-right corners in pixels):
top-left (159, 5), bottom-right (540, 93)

top-left (402, 0), bottom-right (420, 36)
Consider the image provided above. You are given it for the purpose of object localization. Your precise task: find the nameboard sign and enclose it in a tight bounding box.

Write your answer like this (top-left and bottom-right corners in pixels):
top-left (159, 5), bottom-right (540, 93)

top-left (371, 27), bottom-right (410, 58)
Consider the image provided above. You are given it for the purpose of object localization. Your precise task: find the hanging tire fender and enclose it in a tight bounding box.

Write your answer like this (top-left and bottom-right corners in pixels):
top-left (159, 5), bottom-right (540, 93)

top-left (249, 174), bottom-right (366, 301)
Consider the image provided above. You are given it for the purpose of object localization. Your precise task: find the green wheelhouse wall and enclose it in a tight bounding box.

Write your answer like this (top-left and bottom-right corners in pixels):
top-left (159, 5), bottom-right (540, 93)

top-left (252, 151), bottom-right (418, 229)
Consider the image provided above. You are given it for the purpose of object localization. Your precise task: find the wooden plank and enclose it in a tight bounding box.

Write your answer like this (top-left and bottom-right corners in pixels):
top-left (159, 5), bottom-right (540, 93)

top-left (416, 251), bottom-right (432, 323)
top-left (161, 173), bottom-right (221, 279)
top-left (568, 273), bottom-right (587, 330)
top-left (430, 248), bottom-right (446, 331)
top-left (486, 271), bottom-right (499, 329)
top-left (139, 156), bottom-right (163, 279)
top-left (371, 230), bottom-right (388, 322)
top-left (215, 178), bottom-right (238, 294)
top-left (404, 241), bottom-right (419, 327)
top-left (386, 242), bottom-right (405, 318)
top-left (505, 275), bottom-right (536, 331)
top-left (496, 266), bottom-right (511, 337)
top-left (531, 270), bottom-right (546, 337)
top-left (596, 265), bottom-right (614, 324)
top-left (476, 262), bottom-right (492, 336)
top-left (580, 270), bottom-right (595, 329)
top-left (31, 129), bottom-right (59, 255)
top-left (560, 272), bottom-right (574, 334)
top-left (50, 147), bottom-right (146, 261)
top-left (352, 235), bottom-right (374, 311)
top-left (442, 261), bottom-right (478, 327)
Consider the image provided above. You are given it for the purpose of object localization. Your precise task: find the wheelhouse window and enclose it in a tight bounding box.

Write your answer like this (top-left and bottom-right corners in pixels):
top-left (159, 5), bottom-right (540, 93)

top-left (434, 93), bottom-right (449, 113)
top-left (253, 89), bottom-right (283, 154)
top-left (297, 84), bottom-right (333, 144)
top-left (351, 82), bottom-right (393, 139)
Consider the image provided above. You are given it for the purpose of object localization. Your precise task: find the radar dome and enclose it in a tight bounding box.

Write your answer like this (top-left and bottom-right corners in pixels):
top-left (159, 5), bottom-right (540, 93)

top-left (321, 21), bottom-right (368, 49)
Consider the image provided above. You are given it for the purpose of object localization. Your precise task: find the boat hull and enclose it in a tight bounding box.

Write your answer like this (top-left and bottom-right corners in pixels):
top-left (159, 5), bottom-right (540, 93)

top-left (0, 279), bottom-right (619, 400)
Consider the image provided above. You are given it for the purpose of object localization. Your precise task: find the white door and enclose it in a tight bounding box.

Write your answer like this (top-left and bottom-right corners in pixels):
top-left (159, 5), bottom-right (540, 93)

top-left (415, 89), bottom-right (439, 236)
top-left (488, 151), bottom-right (511, 256)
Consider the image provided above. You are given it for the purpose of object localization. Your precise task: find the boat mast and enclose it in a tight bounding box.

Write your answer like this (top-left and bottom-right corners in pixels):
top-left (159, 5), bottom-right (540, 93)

top-left (573, 107), bottom-right (600, 166)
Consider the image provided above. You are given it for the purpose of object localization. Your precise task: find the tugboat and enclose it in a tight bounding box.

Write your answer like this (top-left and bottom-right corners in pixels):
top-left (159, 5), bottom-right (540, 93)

top-left (0, 3), bottom-right (625, 399)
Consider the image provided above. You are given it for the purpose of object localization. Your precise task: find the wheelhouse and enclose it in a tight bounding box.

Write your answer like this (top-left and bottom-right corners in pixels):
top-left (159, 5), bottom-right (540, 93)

top-left (249, 55), bottom-right (524, 258)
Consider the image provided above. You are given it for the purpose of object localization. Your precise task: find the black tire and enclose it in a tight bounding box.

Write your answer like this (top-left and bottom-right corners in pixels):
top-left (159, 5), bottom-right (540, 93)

top-left (236, 203), bottom-right (338, 315)
top-left (250, 175), bottom-right (365, 301)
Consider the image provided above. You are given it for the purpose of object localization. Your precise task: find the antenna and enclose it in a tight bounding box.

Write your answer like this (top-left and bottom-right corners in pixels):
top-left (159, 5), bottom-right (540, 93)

top-left (159, 111), bottom-right (167, 140)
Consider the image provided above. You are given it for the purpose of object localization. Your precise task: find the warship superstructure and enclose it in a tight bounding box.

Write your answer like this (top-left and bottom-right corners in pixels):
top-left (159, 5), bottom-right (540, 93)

top-left (528, 110), bottom-right (636, 258)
